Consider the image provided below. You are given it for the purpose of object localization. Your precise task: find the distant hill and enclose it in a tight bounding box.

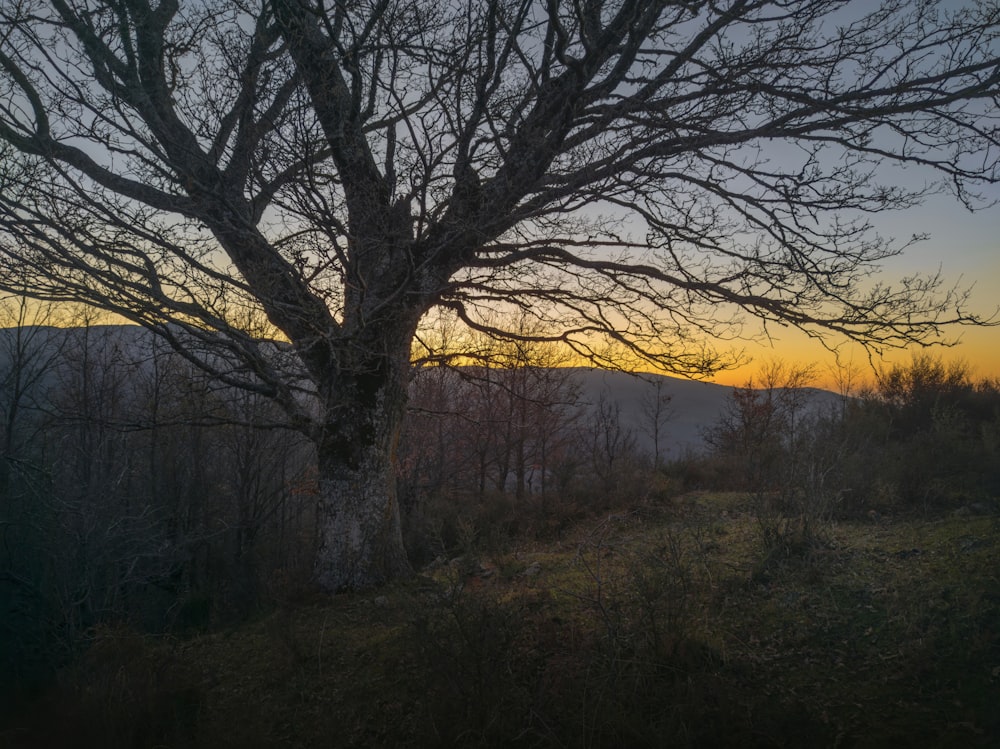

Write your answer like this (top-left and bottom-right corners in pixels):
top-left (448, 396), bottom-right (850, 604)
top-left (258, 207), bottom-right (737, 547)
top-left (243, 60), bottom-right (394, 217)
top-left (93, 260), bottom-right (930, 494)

top-left (568, 368), bottom-right (842, 458)
top-left (0, 325), bottom-right (843, 458)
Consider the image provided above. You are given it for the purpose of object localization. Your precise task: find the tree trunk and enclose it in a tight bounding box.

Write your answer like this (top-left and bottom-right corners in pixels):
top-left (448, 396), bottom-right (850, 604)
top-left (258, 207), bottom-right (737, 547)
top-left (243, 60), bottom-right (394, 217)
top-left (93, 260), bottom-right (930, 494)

top-left (313, 449), bottom-right (410, 592)
top-left (312, 349), bottom-right (413, 592)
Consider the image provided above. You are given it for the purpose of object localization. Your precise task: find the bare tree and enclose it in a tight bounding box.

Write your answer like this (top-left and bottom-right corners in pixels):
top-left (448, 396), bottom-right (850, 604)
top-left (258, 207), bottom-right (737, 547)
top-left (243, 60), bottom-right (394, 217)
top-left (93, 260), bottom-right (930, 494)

top-left (0, 291), bottom-right (62, 498)
top-left (402, 319), bottom-right (581, 503)
top-left (584, 386), bottom-right (640, 498)
top-left (704, 361), bottom-right (817, 490)
top-left (0, 1), bottom-right (997, 590)
top-left (639, 377), bottom-right (673, 470)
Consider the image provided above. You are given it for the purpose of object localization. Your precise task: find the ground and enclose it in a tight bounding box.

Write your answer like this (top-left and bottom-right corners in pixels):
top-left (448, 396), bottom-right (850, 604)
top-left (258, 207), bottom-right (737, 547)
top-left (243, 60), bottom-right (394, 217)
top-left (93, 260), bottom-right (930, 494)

top-left (5, 492), bottom-right (999, 748)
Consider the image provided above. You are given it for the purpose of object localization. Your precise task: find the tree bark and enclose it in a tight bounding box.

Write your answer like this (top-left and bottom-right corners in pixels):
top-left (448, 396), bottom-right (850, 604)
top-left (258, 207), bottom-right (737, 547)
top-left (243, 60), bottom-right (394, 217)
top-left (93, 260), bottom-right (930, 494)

top-left (312, 338), bottom-right (414, 591)
top-left (314, 443), bottom-right (411, 591)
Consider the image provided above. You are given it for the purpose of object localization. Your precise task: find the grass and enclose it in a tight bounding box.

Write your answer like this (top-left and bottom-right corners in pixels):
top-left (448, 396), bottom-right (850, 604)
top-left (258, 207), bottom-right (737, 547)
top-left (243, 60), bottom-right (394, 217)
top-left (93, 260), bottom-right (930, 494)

top-left (3, 493), bottom-right (998, 748)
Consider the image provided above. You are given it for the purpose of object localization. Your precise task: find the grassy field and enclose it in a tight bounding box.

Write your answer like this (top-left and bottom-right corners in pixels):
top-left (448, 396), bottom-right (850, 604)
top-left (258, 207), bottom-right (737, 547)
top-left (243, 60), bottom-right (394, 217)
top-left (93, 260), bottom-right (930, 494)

top-left (5, 492), bottom-right (999, 748)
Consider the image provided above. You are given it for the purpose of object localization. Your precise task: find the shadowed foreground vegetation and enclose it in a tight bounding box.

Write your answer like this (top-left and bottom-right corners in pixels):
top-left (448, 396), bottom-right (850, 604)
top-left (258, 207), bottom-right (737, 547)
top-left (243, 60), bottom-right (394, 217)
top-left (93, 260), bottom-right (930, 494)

top-left (3, 492), bottom-right (997, 748)
top-left (3, 322), bottom-right (1000, 746)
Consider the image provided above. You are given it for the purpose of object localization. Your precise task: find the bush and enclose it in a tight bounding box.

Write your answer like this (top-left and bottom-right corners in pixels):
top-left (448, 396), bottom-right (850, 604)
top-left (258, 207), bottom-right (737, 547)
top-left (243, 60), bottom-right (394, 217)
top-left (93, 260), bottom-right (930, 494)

top-left (7, 625), bottom-right (202, 749)
top-left (408, 584), bottom-right (544, 747)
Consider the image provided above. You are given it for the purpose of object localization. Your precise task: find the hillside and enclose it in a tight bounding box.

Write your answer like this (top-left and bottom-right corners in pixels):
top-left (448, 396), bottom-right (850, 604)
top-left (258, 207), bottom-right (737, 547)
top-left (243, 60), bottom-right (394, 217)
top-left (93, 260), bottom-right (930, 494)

top-left (3, 326), bottom-right (997, 746)
top-left (4, 492), bottom-right (997, 748)
top-left (569, 367), bottom-right (842, 456)
top-left (0, 325), bottom-right (842, 459)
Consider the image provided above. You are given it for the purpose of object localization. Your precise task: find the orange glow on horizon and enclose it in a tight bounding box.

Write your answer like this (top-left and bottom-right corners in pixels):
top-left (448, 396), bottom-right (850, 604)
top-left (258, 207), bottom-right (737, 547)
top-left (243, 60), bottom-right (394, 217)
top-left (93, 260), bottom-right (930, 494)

top-left (6, 297), bottom-right (998, 394)
top-left (707, 322), bottom-right (1000, 391)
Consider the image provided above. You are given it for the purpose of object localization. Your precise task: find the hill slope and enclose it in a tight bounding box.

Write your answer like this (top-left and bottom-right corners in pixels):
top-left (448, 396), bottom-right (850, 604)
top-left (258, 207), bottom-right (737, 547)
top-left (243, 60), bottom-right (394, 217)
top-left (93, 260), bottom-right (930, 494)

top-left (570, 367), bottom-right (842, 456)
top-left (1, 325), bottom-right (842, 458)
top-left (5, 493), bottom-right (997, 748)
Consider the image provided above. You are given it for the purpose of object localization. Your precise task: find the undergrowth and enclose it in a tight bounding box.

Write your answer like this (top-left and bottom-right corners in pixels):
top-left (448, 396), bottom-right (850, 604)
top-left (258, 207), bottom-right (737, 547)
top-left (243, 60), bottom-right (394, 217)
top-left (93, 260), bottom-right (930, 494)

top-left (3, 493), bottom-right (997, 748)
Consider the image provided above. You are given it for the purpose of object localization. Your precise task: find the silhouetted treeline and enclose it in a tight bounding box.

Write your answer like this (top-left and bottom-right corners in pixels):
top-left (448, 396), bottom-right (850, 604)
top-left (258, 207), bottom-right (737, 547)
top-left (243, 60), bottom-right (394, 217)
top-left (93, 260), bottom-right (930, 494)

top-left (696, 358), bottom-right (1000, 518)
top-left (1, 322), bottom-right (316, 701)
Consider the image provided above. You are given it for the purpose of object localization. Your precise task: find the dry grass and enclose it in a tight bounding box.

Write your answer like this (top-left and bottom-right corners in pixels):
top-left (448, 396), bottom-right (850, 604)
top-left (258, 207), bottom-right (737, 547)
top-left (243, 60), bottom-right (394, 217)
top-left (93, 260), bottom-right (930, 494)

top-left (4, 493), bottom-right (998, 748)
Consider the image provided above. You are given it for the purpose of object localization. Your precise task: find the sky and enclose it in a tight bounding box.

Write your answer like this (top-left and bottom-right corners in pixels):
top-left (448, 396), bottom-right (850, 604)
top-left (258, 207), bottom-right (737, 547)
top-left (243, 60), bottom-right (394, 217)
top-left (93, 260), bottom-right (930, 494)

top-left (2, 0), bottom-right (995, 394)
top-left (5, 183), bottom-right (995, 394)
top-left (710, 185), bottom-right (1000, 390)
top-left (702, 0), bottom-right (1000, 391)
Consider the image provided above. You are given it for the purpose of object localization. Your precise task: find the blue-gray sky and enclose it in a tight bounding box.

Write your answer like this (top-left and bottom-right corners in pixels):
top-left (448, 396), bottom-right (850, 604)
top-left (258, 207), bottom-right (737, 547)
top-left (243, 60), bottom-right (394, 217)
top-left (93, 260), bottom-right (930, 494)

top-left (713, 182), bottom-right (1000, 388)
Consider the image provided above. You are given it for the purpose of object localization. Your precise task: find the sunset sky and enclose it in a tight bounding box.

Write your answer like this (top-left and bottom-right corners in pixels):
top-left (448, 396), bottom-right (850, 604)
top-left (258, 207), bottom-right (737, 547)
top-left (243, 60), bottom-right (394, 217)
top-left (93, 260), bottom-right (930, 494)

top-left (1, 1), bottom-right (995, 396)
top-left (5, 181), bottom-right (994, 394)
top-left (711, 183), bottom-right (1000, 390)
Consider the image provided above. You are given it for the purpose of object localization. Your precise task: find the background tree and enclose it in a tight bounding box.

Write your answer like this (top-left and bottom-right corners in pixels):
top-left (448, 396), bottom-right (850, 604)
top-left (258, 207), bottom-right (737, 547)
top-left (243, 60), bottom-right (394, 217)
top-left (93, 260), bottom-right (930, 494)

top-left (1, 0), bottom-right (998, 590)
top-left (1, 318), bottom-right (317, 697)
top-left (702, 363), bottom-right (810, 493)
top-left (640, 377), bottom-right (673, 470)
top-left (856, 355), bottom-right (1000, 508)
top-left (0, 291), bottom-right (61, 501)
top-left (582, 386), bottom-right (641, 500)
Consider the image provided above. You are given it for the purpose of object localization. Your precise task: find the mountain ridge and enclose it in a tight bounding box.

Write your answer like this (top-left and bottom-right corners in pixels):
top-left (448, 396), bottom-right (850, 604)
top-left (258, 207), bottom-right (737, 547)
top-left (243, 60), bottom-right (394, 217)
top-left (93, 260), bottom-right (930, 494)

top-left (0, 325), bottom-right (842, 457)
